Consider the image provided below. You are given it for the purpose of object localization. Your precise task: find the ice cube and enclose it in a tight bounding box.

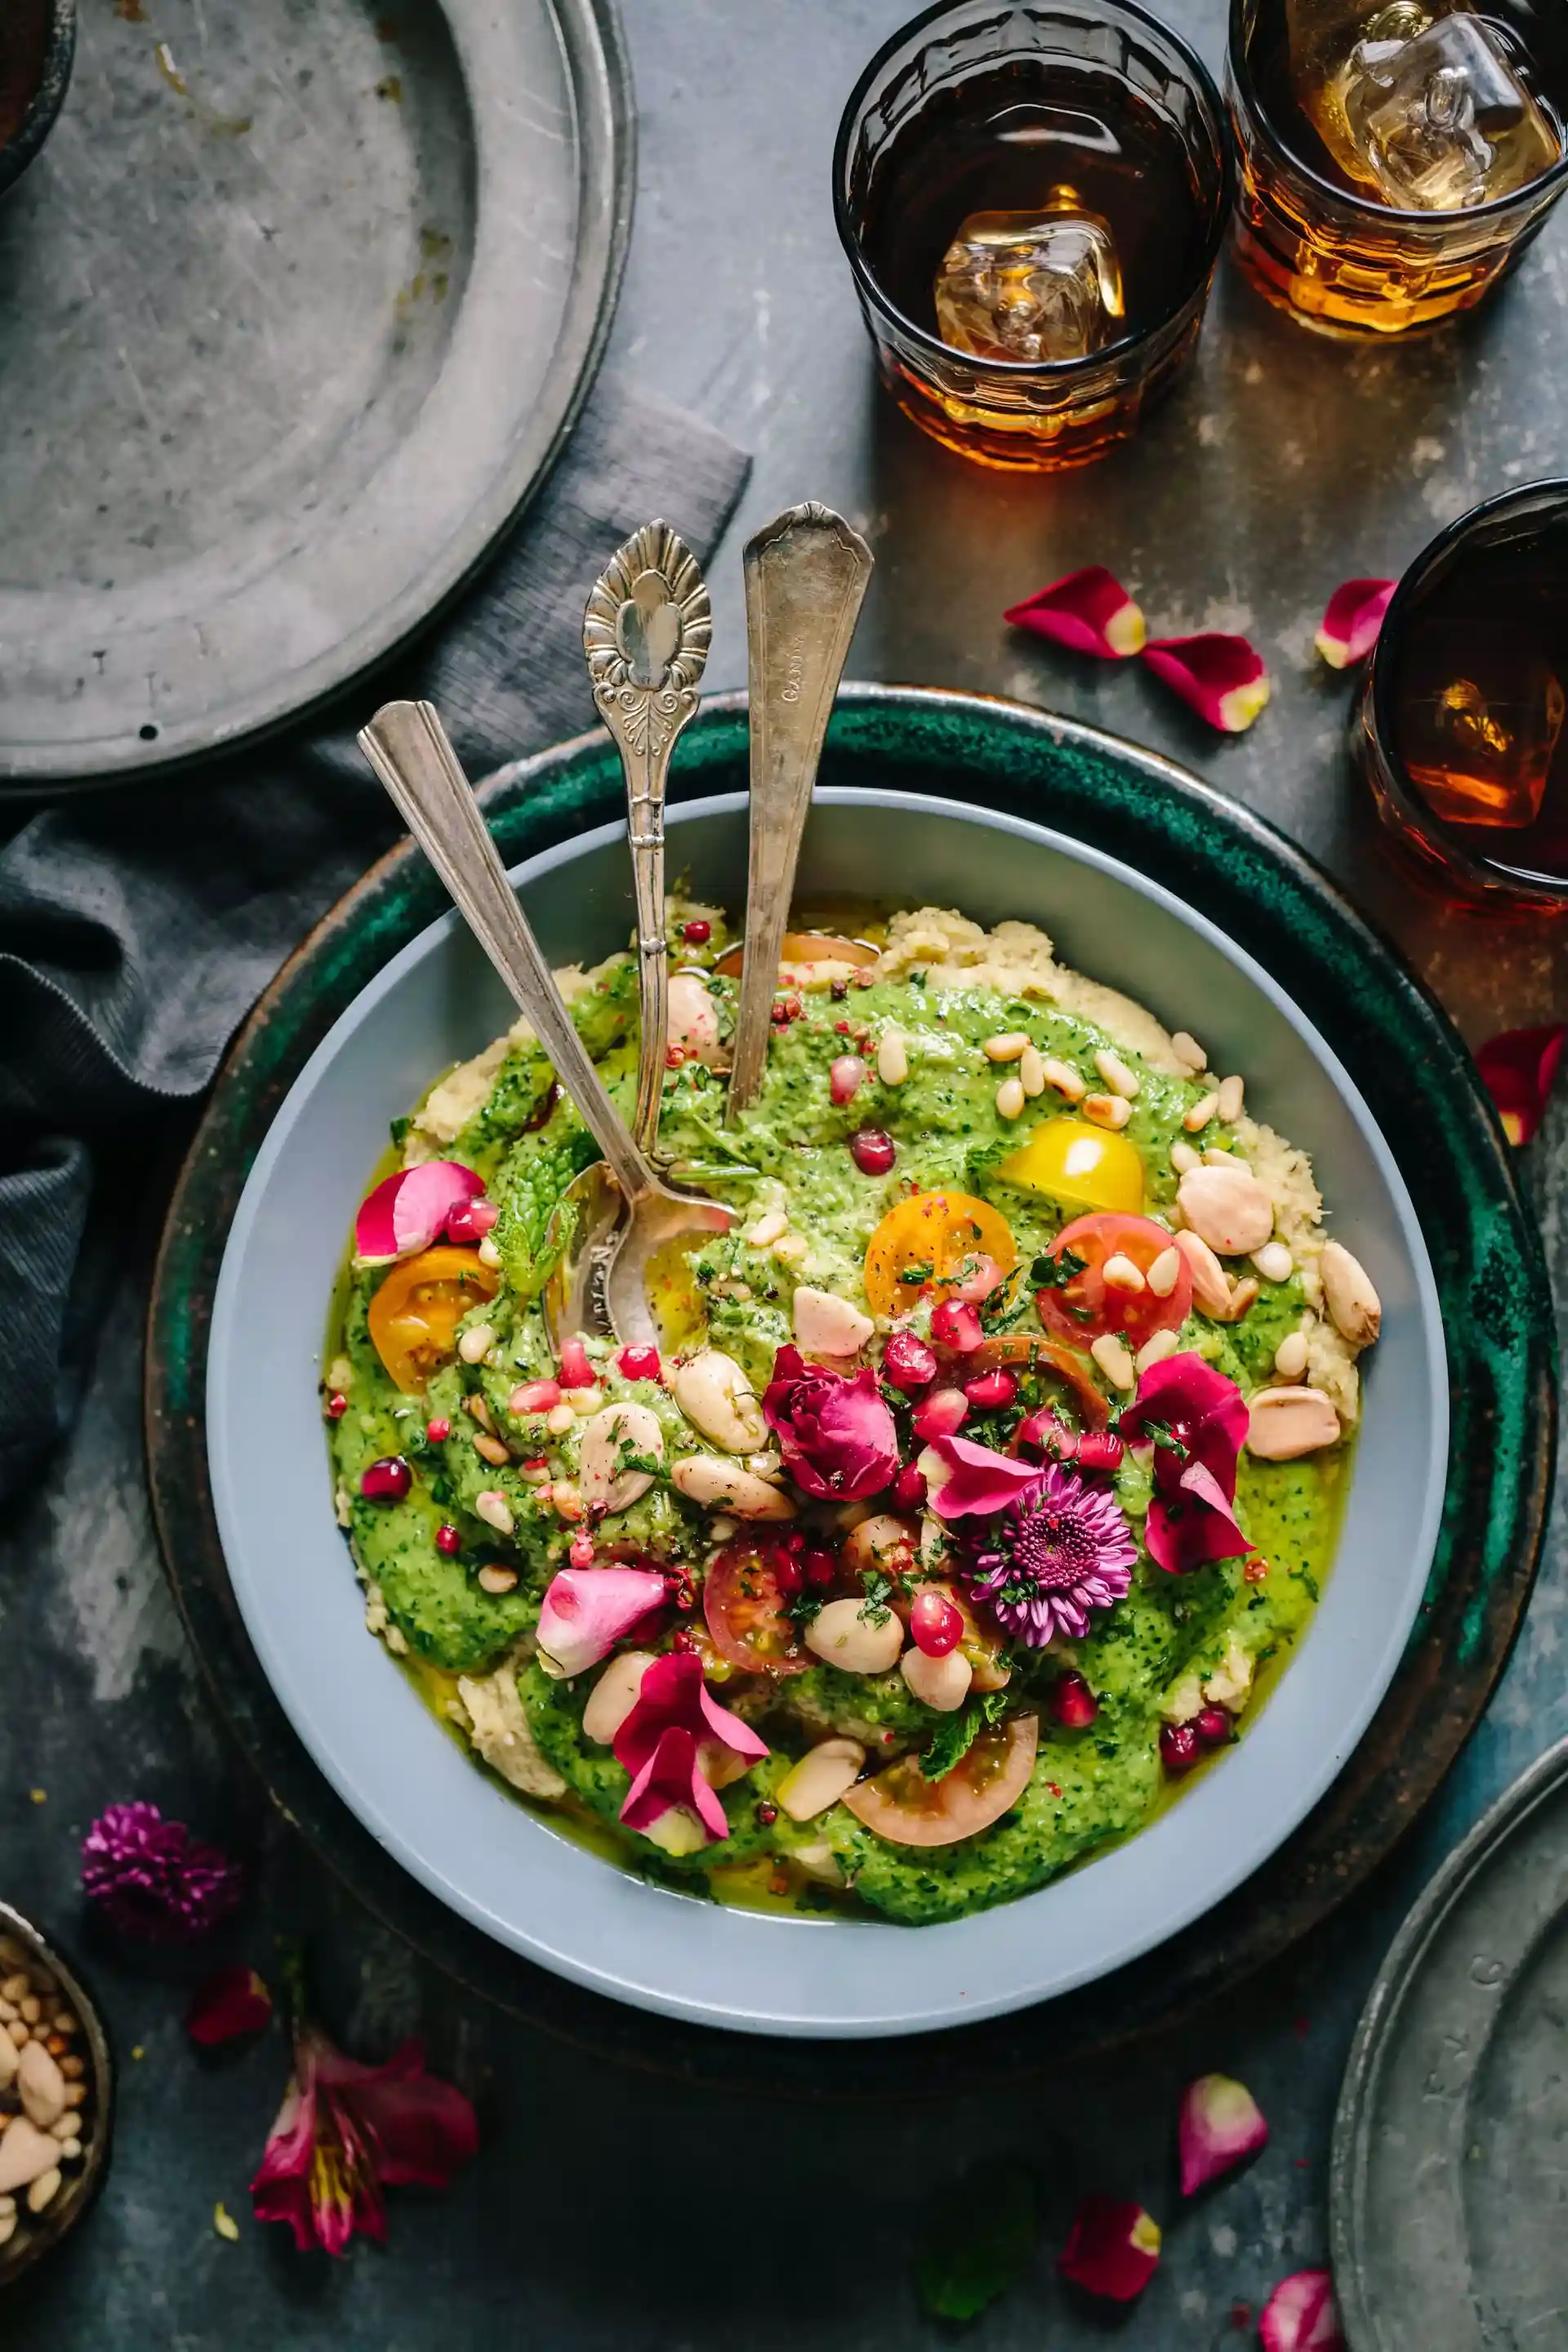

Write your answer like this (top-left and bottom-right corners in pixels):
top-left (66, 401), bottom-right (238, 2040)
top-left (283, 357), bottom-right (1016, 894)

top-left (933, 196), bottom-right (1125, 364)
top-left (1407, 658), bottom-right (1566, 828)
top-left (1337, 9), bottom-right (1560, 210)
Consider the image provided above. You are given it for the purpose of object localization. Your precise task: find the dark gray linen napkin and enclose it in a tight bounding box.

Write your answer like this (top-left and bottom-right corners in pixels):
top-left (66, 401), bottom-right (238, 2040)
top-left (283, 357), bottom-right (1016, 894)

top-left (0, 378), bottom-right (751, 1501)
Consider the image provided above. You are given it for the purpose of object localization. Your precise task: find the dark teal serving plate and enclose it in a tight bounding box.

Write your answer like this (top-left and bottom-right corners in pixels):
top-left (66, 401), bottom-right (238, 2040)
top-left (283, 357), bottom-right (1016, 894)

top-left (145, 686), bottom-right (1557, 2094)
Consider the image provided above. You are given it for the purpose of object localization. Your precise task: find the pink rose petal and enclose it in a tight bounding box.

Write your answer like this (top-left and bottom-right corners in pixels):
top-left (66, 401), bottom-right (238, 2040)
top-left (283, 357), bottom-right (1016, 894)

top-left (1143, 633), bottom-right (1271, 733)
top-left (619, 1725), bottom-right (729, 1840)
top-left (187, 1965), bottom-right (274, 2047)
top-left (354, 1161), bottom-right (486, 1266)
top-left (612, 1652), bottom-right (768, 1845)
top-left (537, 1566), bottom-right (669, 1677)
top-left (1476, 1022), bottom-right (1566, 1146)
top-left (1259, 2270), bottom-right (1344, 2352)
top-left (924, 1432), bottom-right (1048, 1521)
top-left (1314, 577), bottom-right (1396, 670)
top-left (1121, 1352), bottom-right (1252, 1575)
top-left (1005, 565), bottom-right (1147, 660)
top-left (1057, 2195), bottom-right (1162, 2301)
top-left (1178, 2073), bottom-right (1269, 2194)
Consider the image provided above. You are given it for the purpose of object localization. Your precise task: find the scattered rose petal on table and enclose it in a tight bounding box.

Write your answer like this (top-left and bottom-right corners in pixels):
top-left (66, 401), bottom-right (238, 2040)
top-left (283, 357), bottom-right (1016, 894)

top-left (1178, 2073), bottom-right (1269, 2193)
top-left (1476, 1022), bottom-right (1567, 1145)
top-left (1314, 577), bottom-right (1396, 669)
top-left (1142, 633), bottom-right (1271, 733)
top-left (1258, 2269), bottom-right (1345, 2351)
top-left (1004, 565), bottom-right (1147, 659)
top-left (187, 1965), bottom-right (274, 2047)
top-left (1057, 2194), bottom-right (1162, 2300)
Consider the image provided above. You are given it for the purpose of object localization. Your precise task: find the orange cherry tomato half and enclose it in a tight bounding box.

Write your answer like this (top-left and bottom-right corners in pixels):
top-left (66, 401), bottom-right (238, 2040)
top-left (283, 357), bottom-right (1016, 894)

top-left (711, 931), bottom-right (878, 978)
top-left (1036, 1214), bottom-right (1192, 1348)
top-left (366, 1245), bottom-right (501, 1395)
top-left (841, 1715), bottom-right (1039, 1847)
top-left (702, 1541), bottom-right (810, 1677)
top-left (964, 1335), bottom-right (1111, 1431)
top-left (863, 1190), bottom-right (1018, 1321)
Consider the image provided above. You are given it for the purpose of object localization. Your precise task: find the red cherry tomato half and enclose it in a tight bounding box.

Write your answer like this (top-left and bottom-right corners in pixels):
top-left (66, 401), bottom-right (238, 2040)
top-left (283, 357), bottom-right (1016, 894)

top-left (841, 1716), bottom-right (1039, 1847)
top-left (702, 1542), bottom-right (810, 1677)
top-left (1036, 1214), bottom-right (1192, 1348)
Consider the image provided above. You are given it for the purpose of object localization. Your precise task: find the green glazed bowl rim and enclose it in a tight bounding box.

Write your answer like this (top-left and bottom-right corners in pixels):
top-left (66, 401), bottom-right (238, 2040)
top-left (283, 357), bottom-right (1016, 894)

top-left (145, 684), bottom-right (1557, 2092)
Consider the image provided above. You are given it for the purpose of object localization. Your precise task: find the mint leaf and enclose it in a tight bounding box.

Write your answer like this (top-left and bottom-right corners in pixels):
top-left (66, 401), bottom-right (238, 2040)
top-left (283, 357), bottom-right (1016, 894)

top-left (918, 1691), bottom-right (1008, 1781)
top-left (915, 2161), bottom-right (1038, 2321)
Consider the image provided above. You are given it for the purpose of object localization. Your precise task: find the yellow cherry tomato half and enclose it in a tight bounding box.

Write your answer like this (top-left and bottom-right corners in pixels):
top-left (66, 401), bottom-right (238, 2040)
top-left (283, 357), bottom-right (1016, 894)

top-left (996, 1116), bottom-right (1144, 1215)
top-left (367, 1245), bottom-right (501, 1395)
top-left (862, 1189), bottom-right (1018, 1320)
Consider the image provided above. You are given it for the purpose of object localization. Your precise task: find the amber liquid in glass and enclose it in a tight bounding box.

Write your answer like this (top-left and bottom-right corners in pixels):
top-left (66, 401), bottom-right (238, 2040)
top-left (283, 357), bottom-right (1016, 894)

top-left (1385, 517), bottom-right (1568, 892)
top-left (858, 62), bottom-right (1207, 362)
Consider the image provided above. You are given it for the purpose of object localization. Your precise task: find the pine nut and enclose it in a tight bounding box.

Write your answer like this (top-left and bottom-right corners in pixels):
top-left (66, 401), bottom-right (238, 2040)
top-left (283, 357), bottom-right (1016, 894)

top-left (546, 1402), bottom-right (577, 1436)
top-left (996, 1076), bottom-right (1026, 1120)
top-left (457, 1323), bottom-right (494, 1365)
top-left (877, 1030), bottom-right (908, 1086)
top-left (478, 1234), bottom-right (502, 1268)
top-left (474, 1490), bottom-right (514, 1535)
top-left (1183, 1091), bottom-right (1220, 1133)
top-left (550, 1481), bottom-right (586, 1522)
top-left (1147, 1246), bottom-right (1182, 1298)
top-left (777, 1737), bottom-right (867, 1819)
top-left (1090, 1333), bottom-right (1136, 1391)
top-left (1094, 1048), bottom-right (1139, 1100)
top-left (1136, 1329), bottom-right (1180, 1375)
top-left (1217, 1074), bottom-right (1245, 1122)
top-left (1040, 1058), bottom-right (1085, 1102)
top-left (464, 1392), bottom-right (496, 1432)
top-left (1274, 1330), bottom-right (1310, 1380)
top-left (1101, 1253), bottom-right (1146, 1295)
top-left (1084, 1093), bottom-right (1131, 1131)
top-left (1203, 1146), bottom-right (1236, 1167)
top-left (1254, 1241), bottom-right (1294, 1285)
top-left (477, 1565), bottom-right (518, 1595)
top-left (472, 1432), bottom-right (510, 1467)
top-left (983, 1032), bottom-right (1029, 1062)
top-left (1170, 1140), bottom-right (1200, 1174)
top-left (1019, 1045), bottom-right (1045, 1098)
top-left (1170, 1030), bottom-right (1207, 1072)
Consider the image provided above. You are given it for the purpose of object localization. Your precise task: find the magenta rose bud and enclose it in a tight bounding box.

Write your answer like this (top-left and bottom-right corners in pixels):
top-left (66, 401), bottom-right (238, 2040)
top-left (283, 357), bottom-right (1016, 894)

top-left (762, 1343), bottom-right (900, 1501)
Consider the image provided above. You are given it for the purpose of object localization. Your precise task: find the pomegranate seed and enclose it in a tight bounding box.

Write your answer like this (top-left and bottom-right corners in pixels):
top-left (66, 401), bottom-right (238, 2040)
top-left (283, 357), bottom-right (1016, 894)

top-left (1244, 1555), bottom-right (1269, 1584)
top-left (892, 1463), bottom-right (929, 1510)
top-left (510, 1378), bottom-right (561, 1416)
top-left (834, 1018), bottom-right (853, 1034)
top-left (1075, 1429), bottom-right (1126, 1476)
top-left (681, 919), bottom-right (711, 945)
top-left (1196, 1705), bottom-right (1232, 1748)
top-left (930, 1298), bottom-right (983, 1354)
top-left (803, 1547), bottom-right (837, 1588)
top-left (425, 1415), bottom-right (452, 1443)
top-left (1049, 1670), bottom-right (1099, 1729)
top-left (782, 1530), bottom-right (805, 1551)
top-left (674, 1584), bottom-right (694, 1613)
top-left (773, 1555), bottom-right (804, 1597)
top-left (912, 1387), bottom-right (969, 1441)
top-left (770, 1000), bottom-right (791, 1026)
top-left (558, 1338), bottom-right (595, 1389)
top-left (1160, 1721), bottom-right (1201, 1776)
top-left (883, 1330), bottom-right (938, 1391)
top-left (360, 1456), bottom-right (412, 1503)
top-left (911, 1588), bottom-right (964, 1658)
top-left (434, 1523), bottom-right (461, 1557)
top-left (1017, 1409), bottom-right (1077, 1461)
top-left (446, 1196), bottom-right (498, 1244)
top-left (964, 1366), bottom-right (1018, 1410)
top-left (830, 1054), bottom-right (868, 1107)
top-left (324, 1391), bottom-right (348, 1420)
top-left (755, 1800), bottom-right (778, 1827)
top-left (617, 1345), bottom-right (662, 1383)
top-left (849, 1127), bottom-right (896, 1176)
top-left (670, 1626), bottom-right (697, 1653)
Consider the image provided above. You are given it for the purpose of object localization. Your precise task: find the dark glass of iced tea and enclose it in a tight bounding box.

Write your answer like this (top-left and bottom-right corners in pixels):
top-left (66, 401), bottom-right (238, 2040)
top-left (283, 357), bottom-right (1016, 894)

top-left (1359, 481), bottom-right (1568, 911)
top-left (1229, 0), bottom-right (1568, 336)
top-left (833, 0), bottom-right (1232, 470)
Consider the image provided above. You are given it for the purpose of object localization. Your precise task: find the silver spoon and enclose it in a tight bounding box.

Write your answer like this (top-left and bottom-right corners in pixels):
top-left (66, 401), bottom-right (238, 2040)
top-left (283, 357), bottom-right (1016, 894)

top-left (357, 698), bottom-right (732, 1349)
top-left (727, 502), bottom-right (874, 1120)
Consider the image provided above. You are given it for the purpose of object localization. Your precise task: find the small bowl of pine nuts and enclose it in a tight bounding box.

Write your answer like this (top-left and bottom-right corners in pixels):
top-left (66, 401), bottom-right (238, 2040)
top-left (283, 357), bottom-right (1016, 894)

top-left (0, 1904), bottom-right (113, 2285)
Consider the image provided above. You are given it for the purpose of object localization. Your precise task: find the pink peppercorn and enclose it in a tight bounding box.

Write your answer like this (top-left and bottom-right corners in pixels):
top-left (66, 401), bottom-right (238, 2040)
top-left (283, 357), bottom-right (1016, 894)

top-left (849, 1127), bottom-right (896, 1176)
top-left (617, 1345), bottom-right (662, 1383)
top-left (425, 1415), bottom-right (452, 1444)
top-left (1050, 1670), bottom-right (1099, 1729)
top-left (435, 1524), bottom-right (462, 1557)
top-left (882, 1330), bottom-right (938, 1392)
top-left (964, 1367), bottom-right (1018, 1410)
top-left (568, 1534), bottom-right (596, 1570)
top-left (670, 1626), bottom-right (697, 1653)
top-left (360, 1457), bottom-right (412, 1503)
top-left (682, 919), bottom-right (711, 946)
top-left (1160, 1721), bottom-right (1201, 1776)
top-left (755, 1800), bottom-right (778, 1827)
top-left (324, 1391), bottom-right (348, 1420)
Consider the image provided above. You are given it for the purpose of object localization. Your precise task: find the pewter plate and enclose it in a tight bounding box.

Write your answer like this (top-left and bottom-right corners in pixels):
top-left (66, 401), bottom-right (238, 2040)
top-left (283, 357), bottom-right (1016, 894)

top-left (1333, 1737), bottom-right (1568, 2350)
top-left (0, 0), bottom-right (630, 789)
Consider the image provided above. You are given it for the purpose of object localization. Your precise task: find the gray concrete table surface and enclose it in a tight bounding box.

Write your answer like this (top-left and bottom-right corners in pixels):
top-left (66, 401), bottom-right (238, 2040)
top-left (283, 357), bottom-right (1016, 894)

top-left (5, 1), bottom-right (1567, 2343)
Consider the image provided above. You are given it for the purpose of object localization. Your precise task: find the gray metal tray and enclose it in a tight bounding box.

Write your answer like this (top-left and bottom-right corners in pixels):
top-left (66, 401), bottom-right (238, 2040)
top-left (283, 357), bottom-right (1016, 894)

top-left (0, 0), bottom-right (630, 790)
top-left (1333, 1737), bottom-right (1568, 2350)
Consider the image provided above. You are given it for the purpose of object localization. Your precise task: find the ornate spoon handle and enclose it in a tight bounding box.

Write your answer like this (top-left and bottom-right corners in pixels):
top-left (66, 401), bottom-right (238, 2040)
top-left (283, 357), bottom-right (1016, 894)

top-left (728, 502), bottom-right (873, 1120)
top-left (585, 521), bottom-right (710, 1156)
top-left (358, 698), bottom-right (658, 1206)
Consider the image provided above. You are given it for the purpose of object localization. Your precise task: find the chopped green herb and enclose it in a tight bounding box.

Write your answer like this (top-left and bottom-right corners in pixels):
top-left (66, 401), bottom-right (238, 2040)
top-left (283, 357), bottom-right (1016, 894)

top-left (389, 1115), bottom-right (412, 1148)
top-left (1031, 1246), bottom-right (1089, 1290)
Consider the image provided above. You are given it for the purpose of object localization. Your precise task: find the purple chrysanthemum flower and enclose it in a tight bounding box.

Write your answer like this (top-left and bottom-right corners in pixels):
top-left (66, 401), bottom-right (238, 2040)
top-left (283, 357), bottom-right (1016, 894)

top-left (963, 1462), bottom-right (1137, 1648)
top-left (81, 1802), bottom-right (243, 1942)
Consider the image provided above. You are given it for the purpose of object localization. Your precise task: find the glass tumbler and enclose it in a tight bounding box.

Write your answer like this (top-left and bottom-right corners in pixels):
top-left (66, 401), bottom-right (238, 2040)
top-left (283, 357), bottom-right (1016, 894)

top-left (832, 0), bottom-right (1232, 471)
top-left (1357, 479), bottom-right (1568, 913)
top-left (1227, 0), bottom-right (1568, 336)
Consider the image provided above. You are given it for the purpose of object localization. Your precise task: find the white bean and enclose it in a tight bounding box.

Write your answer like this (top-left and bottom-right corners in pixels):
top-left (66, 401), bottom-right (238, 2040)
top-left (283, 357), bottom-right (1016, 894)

top-left (582, 1651), bottom-right (656, 1745)
top-left (457, 1323), bottom-right (495, 1365)
top-left (671, 1456), bottom-right (796, 1519)
top-left (1253, 1241), bottom-right (1294, 1285)
top-left (804, 1597), bottom-right (904, 1675)
top-left (777, 1738), bottom-right (866, 1821)
top-left (792, 1285), bottom-right (875, 1357)
top-left (1177, 1163), bottom-right (1276, 1256)
top-left (669, 1350), bottom-right (766, 1452)
top-left (577, 1401), bottom-right (664, 1514)
top-left (1246, 1387), bottom-right (1341, 1460)
top-left (840, 1515), bottom-right (918, 1579)
top-left (901, 1647), bottom-right (973, 1712)
top-left (876, 1029), bottom-right (909, 1086)
top-left (668, 970), bottom-right (724, 1067)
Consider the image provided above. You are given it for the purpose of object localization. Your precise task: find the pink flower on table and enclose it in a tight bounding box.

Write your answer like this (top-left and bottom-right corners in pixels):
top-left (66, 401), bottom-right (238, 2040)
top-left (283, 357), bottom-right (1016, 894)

top-left (1119, 1352), bottom-right (1252, 1575)
top-left (1057, 2194), bottom-right (1162, 2300)
top-left (252, 2023), bottom-right (477, 2256)
top-left (612, 1651), bottom-right (768, 1846)
top-left (187, 1965), bottom-right (273, 2047)
top-left (762, 1343), bottom-right (899, 1500)
top-left (1476, 1022), bottom-right (1566, 1147)
top-left (80, 1802), bottom-right (242, 1943)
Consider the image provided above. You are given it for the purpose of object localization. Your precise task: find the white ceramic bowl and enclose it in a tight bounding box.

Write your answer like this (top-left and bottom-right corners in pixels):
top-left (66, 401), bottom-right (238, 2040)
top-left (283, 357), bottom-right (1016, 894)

top-left (207, 791), bottom-right (1446, 2037)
